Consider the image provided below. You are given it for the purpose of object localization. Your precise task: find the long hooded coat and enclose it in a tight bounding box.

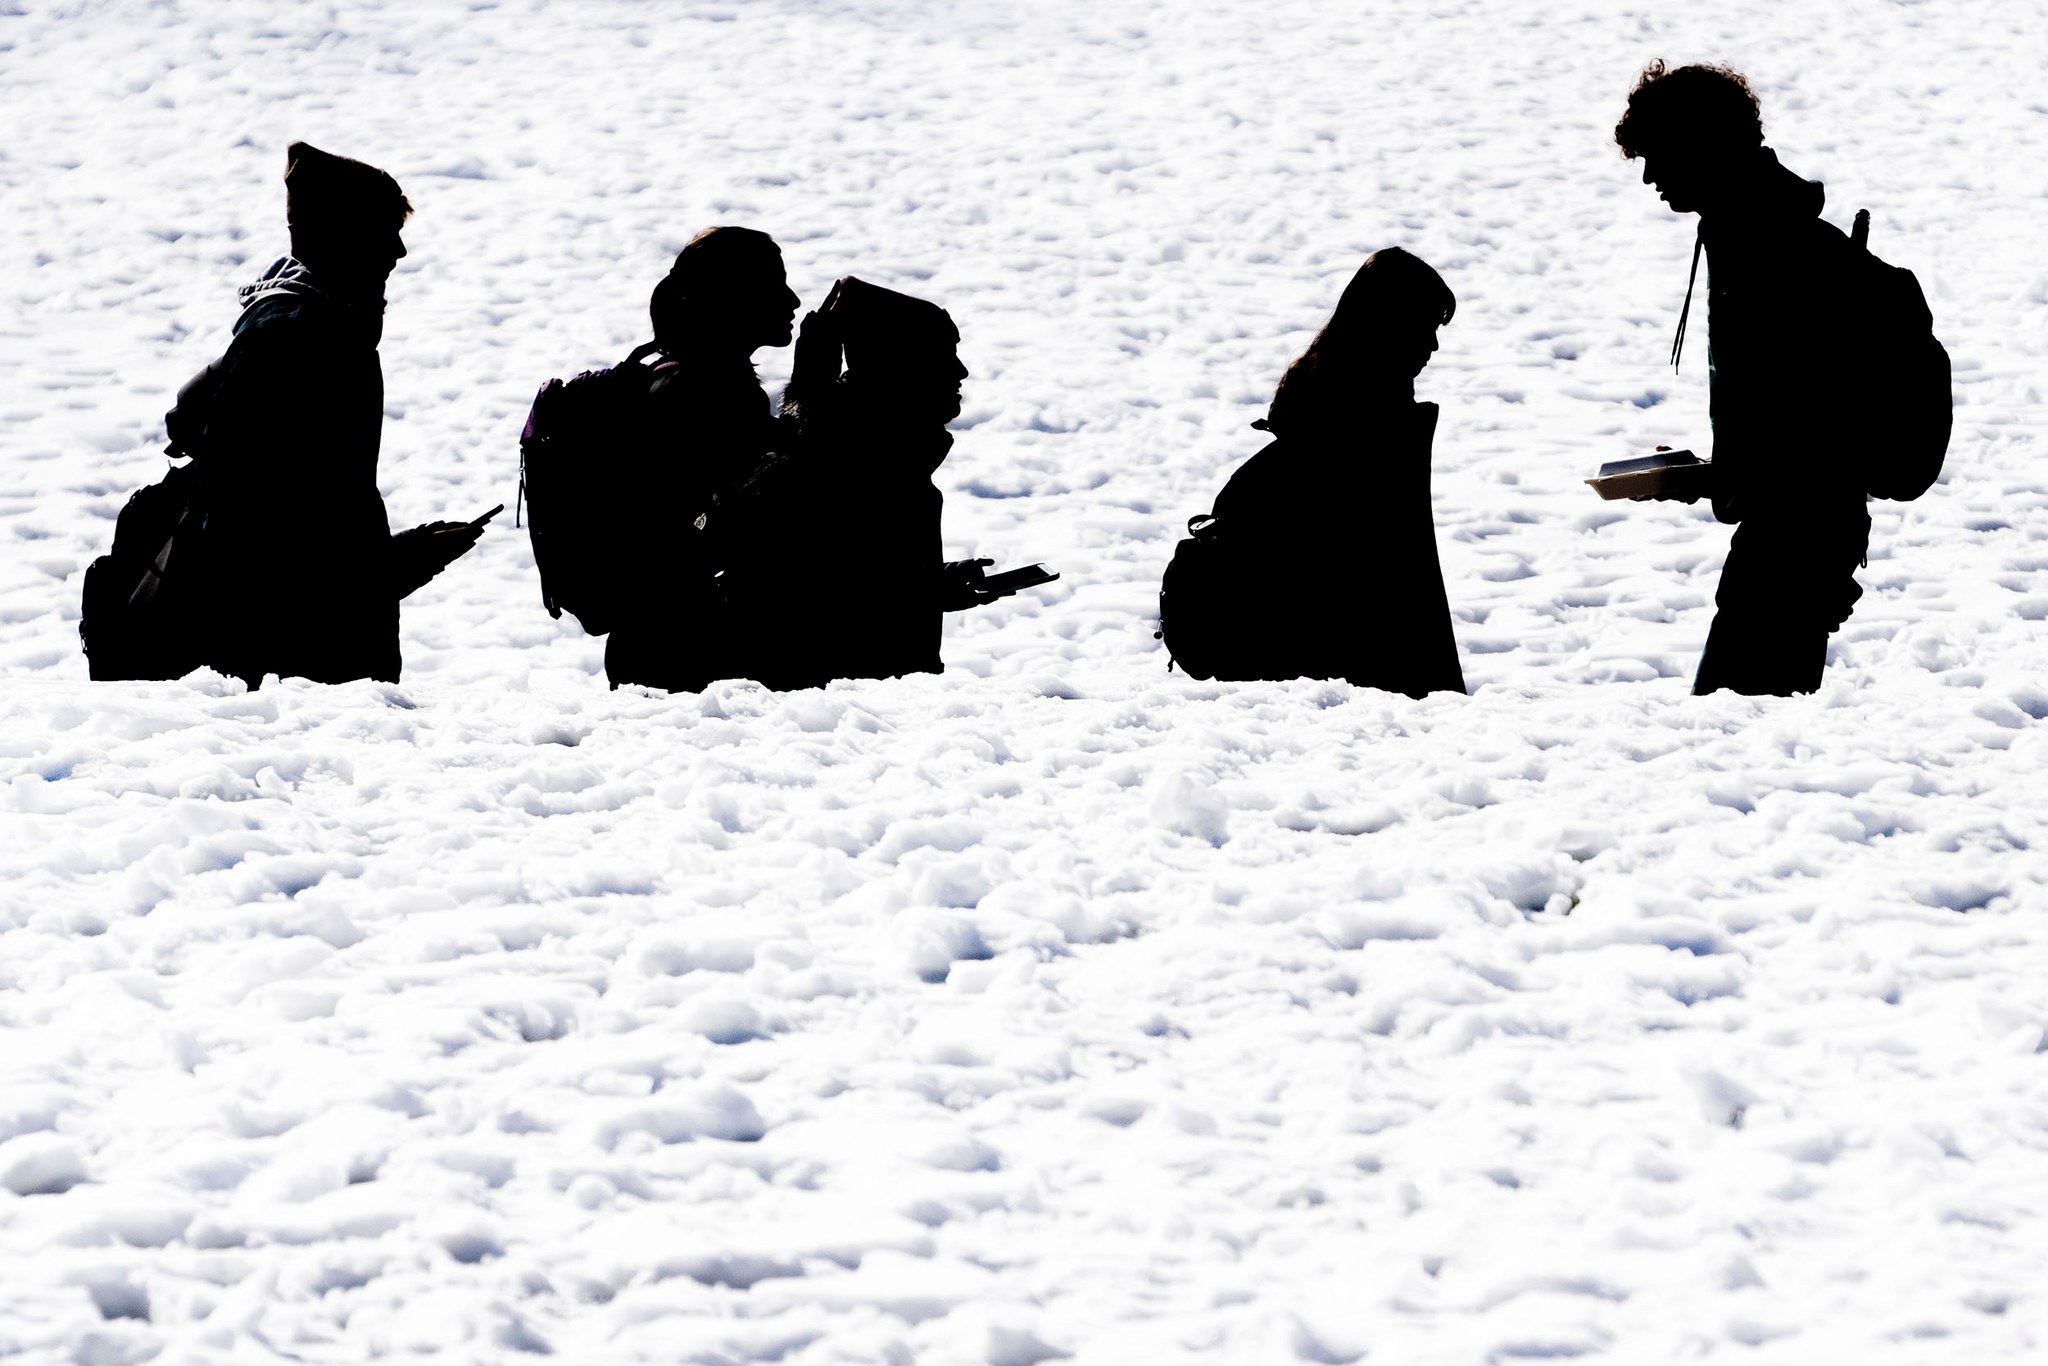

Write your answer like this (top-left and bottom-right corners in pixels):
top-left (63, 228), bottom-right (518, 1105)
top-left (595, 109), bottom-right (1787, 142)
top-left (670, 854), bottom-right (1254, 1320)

top-left (712, 381), bottom-right (949, 690)
top-left (1208, 396), bottom-right (1464, 698)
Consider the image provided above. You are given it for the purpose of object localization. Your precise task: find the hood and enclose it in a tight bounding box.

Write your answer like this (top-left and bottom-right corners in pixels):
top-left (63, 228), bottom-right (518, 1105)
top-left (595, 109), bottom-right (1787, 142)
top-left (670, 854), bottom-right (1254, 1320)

top-left (237, 256), bottom-right (333, 314)
top-left (236, 255), bottom-right (384, 344)
top-left (1713, 146), bottom-right (1826, 231)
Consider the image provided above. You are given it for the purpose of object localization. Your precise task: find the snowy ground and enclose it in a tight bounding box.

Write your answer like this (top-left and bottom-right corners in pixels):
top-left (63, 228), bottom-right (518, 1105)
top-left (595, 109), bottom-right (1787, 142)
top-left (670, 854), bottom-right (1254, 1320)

top-left (4, 0), bottom-right (2048, 1361)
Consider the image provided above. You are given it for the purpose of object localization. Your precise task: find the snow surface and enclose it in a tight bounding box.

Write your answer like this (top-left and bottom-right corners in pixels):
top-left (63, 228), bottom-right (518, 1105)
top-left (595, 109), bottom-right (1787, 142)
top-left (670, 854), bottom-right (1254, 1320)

top-left (4, 0), bottom-right (2048, 1361)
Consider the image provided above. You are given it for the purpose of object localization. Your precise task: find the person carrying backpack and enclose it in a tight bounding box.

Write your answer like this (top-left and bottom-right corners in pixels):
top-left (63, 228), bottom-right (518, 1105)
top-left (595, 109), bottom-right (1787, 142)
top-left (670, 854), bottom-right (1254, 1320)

top-left (87, 143), bottom-right (486, 687)
top-left (1616, 61), bottom-right (1950, 696)
top-left (710, 277), bottom-right (1010, 689)
top-left (595, 227), bottom-right (800, 692)
top-left (1159, 248), bottom-right (1465, 698)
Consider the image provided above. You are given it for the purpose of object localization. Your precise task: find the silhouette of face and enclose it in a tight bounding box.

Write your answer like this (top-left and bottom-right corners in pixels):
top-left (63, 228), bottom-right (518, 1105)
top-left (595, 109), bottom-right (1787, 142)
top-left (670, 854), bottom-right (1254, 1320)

top-left (858, 344), bottom-right (968, 424)
top-left (1365, 311), bottom-right (1440, 384)
top-left (1639, 140), bottom-right (1736, 216)
top-left (726, 247), bottom-right (801, 351)
top-left (295, 212), bottom-right (407, 305)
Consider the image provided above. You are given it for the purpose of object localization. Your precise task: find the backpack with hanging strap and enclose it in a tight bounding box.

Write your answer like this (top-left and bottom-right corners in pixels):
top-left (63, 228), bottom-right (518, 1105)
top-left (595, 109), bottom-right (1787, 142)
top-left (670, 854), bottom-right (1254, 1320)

top-left (1842, 209), bottom-right (1951, 501)
top-left (79, 360), bottom-right (227, 680)
top-left (1158, 512), bottom-right (1248, 680)
top-left (517, 341), bottom-right (663, 636)
top-left (1669, 209), bottom-right (1951, 501)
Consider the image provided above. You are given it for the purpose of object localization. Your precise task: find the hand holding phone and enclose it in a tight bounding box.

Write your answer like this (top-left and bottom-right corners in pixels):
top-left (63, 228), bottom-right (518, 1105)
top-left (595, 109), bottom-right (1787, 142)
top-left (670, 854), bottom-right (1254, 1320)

top-left (978, 564), bottom-right (1060, 595)
top-left (941, 560), bottom-right (1060, 610)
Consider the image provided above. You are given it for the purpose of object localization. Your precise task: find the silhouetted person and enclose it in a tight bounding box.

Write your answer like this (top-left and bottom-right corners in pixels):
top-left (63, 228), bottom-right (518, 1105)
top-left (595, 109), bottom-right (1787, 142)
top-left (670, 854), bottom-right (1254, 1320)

top-left (1618, 62), bottom-right (1870, 696)
top-left (169, 143), bottom-right (481, 686)
top-left (713, 278), bottom-right (988, 688)
top-left (1178, 248), bottom-right (1464, 697)
top-left (601, 226), bottom-right (799, 691)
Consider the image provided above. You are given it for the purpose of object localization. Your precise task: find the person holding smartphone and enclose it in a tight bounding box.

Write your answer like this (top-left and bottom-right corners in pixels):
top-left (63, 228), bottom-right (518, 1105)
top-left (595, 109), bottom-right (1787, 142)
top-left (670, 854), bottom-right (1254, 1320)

top-left (179, 143), bottom-right (488, 687)
top-left (711, 278), bottom-right (1037, 688)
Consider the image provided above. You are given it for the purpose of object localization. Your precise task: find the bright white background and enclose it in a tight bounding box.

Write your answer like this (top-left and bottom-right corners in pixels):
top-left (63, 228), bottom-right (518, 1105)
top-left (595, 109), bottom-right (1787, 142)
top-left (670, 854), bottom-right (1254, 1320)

top-left (3, 1), bottom-right (2046, 1360)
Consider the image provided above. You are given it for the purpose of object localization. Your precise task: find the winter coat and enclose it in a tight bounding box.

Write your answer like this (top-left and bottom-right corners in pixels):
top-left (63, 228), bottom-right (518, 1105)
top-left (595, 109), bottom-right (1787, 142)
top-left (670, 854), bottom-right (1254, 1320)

top-left (712, 381), bottom-right (949, 689)
top-left (1206, 397), bottom-right (1464, 698)
top-left (186, 258), bottom-right (400, 685)
top-left (602, 353), bottom-right (782, 692)
top-left (1701, 148), bottom-right (1868, 529)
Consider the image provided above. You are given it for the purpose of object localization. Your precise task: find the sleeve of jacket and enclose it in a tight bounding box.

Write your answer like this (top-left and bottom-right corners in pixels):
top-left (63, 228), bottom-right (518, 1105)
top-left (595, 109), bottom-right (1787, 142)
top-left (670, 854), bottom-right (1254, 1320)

top-left (201, 316), bottom-right (375, 538)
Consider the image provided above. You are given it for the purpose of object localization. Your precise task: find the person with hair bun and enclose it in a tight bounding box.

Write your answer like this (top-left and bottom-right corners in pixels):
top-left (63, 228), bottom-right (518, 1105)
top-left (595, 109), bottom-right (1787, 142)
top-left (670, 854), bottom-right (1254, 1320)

top-left (1167, 248), bottom-right (1465, 697)
top-left (601, 226), bottom-right (800, 691)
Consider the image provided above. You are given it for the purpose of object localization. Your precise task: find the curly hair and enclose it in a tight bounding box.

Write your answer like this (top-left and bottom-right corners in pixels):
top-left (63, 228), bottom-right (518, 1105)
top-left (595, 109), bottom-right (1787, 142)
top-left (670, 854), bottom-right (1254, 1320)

top-left (1614, 60), bottom-right (1763, 159)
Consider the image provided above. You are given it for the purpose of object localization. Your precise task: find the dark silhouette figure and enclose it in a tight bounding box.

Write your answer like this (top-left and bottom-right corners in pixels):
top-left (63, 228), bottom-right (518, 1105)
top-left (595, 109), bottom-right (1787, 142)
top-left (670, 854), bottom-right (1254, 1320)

top-left (1167, 248), bottom-right (1465, 698)
top-left (712, 278), bottom-right (990, 689)
top-left (162, 143), bottom-right (481, 686)
top-left (600, 227), bottom-right (800, 692)
top-left (1618, 62), bottom-right (1871, 696)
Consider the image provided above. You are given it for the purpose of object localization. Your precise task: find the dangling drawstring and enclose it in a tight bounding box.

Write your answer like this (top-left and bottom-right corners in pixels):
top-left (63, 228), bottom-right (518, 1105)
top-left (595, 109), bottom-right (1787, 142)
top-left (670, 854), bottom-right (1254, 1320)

top-left (1670, 228), bottom-right (1703, 370)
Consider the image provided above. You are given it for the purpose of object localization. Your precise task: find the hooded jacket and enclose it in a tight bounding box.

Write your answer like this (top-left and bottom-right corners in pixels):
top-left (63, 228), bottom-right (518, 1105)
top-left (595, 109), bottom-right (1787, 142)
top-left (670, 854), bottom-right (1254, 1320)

top-left (1699, 148), bottom-right (1867, 526)
top-left (711, 377), bottom-right (950, 690)
top-left (184, 256), bottom-right (400, 684)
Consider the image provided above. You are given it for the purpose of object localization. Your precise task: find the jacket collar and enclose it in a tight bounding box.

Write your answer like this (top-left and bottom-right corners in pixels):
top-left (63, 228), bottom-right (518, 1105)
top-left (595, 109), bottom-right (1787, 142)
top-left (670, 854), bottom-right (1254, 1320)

top-left (1703, 147), bottom-right (1826, 239)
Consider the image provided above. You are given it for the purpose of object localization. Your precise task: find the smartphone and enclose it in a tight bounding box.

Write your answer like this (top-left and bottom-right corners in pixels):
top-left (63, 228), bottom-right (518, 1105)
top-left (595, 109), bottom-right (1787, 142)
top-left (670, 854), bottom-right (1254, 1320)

top-left (980, 563), bottom-right (1060, 594)
top-left (469, 503), bottom-right (506, 529)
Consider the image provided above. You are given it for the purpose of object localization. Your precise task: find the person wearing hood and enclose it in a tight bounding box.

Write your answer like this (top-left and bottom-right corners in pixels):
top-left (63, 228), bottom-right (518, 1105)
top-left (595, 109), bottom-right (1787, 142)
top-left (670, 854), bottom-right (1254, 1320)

top-left (711, 277), bottom-right (992, 689)
top-left (1617, 62), bottom-right (1871, 696)
top-left (173, 143), bottom-right (482, 686)
top-left (1186, 247), bottom-right (1465, 698)
top-left (599, 225), bottom-right (800, 692)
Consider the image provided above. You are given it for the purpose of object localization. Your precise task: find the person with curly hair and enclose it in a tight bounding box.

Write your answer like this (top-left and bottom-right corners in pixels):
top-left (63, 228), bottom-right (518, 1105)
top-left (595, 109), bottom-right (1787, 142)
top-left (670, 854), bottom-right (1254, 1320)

top-left (1617, 61), bottom-right (1873, 696)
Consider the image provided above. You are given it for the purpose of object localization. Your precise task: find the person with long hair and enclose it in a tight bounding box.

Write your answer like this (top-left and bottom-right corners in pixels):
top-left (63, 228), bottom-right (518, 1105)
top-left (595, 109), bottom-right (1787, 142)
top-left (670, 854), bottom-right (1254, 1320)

top-left (1171, 246), bottom-right (1458, 700)
top-left (1176, 247), bottom-right (1465, 697)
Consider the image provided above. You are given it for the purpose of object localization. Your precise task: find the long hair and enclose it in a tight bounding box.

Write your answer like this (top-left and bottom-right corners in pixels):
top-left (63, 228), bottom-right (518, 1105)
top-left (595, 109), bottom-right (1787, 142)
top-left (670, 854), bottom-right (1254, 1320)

top-left (1266, 248), bottom-right (1454, 433)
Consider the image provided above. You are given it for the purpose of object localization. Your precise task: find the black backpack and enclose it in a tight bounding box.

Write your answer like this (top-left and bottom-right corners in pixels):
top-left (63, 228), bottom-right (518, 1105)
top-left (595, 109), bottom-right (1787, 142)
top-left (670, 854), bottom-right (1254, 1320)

top-left (1846, 209), bottom-right (1951, 501)
top-left (80, 463), bottom-right (213, 680)
top-left (517, 342), bottom-right (662, 636)
top-left (79, 361), bottom-right (226, 680)
top-left (1158, 513), bottom-right (1244, 680)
